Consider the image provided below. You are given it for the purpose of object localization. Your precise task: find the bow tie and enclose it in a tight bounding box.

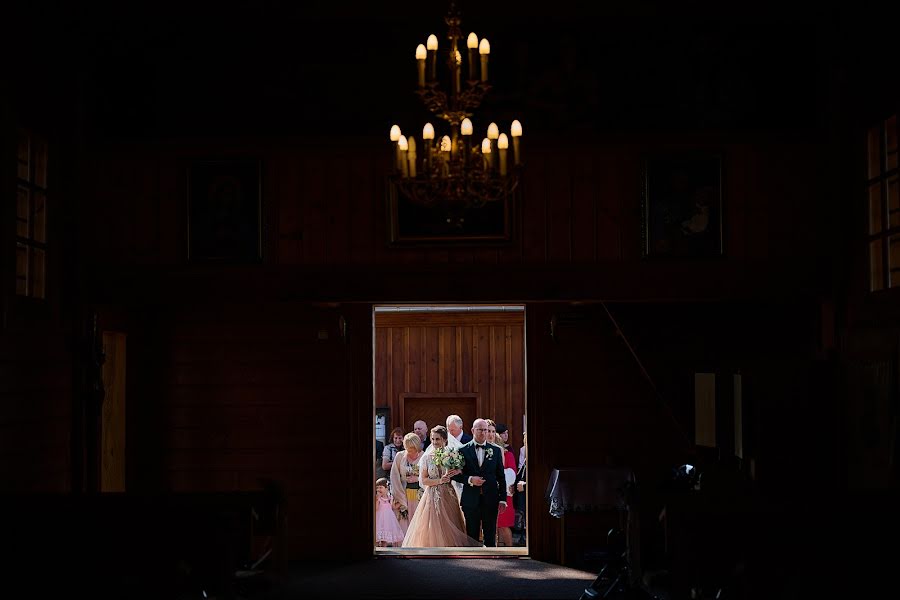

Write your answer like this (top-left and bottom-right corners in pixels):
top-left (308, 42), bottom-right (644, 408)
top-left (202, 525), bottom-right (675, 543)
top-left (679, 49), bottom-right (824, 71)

top-left (475, 444), bottom-right (485, 449)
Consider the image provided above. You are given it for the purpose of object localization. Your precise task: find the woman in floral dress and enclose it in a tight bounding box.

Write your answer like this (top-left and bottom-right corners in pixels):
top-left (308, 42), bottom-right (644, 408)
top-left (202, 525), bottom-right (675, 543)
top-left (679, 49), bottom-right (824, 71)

top-left (389, 432), bottom-right (423, 533)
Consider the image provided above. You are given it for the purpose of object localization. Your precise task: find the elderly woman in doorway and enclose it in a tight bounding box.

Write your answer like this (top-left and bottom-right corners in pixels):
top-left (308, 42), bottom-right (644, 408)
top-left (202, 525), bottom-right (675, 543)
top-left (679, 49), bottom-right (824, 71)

top-left (389, 432), bottom-right (424, 533)
top-left (382, 427), bottom-right (405, 475)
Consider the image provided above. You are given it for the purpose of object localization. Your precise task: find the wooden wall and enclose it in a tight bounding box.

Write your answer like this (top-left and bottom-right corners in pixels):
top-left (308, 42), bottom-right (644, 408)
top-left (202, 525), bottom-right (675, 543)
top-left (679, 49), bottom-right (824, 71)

top-left (74, 134), bottom-right (839, 566)
top-left (3, 4), bottom-right (887, 580)
top-left (0, 128), bottom-right (842, 566)
top-left (0, 73), bottom-right (76, 493)
top-left (0, 331), bottom-right (72, 492)
top-left (138, 302), bottom-right (354, 558)
top-left (374, 310), bottom-right (525, 453)
top-left (82, 135), bottom-right (830, 272)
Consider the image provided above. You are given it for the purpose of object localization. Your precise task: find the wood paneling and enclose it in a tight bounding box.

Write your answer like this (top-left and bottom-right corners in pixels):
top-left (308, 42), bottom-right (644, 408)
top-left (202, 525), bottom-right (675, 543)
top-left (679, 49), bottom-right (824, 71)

top-left (0, 333), bottom-right (72, 492)
top-left (399, 393), bottom-right (478, 440)
top-left (82, 136), bottom-right (829, 273)
top-left (375, 311), bottom-right (526, 454)
top-left (101, 332), bottom-right (126, 492)
top-left (147, 303), bottom-right (352, 559)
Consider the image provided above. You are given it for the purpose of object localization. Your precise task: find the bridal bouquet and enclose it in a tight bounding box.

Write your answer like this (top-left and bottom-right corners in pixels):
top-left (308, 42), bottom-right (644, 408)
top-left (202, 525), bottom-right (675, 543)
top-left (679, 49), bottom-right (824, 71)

top-left (433, 447), bottom-right (465, 471)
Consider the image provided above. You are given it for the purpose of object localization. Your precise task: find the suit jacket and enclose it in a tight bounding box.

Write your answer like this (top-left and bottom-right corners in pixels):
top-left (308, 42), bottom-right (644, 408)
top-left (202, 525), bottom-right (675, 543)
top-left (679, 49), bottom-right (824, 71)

top-left (513, 460), bottom-right (527, 512)
top-left (452, 441), bottom-right (506, 509)
top-left (459, 432), bottom-right (473, 444)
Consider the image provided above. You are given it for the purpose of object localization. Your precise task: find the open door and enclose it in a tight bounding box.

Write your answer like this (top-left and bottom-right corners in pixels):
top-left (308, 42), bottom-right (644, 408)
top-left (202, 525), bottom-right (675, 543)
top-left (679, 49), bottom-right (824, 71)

top-left (372, 305), bottom-right (527, 555)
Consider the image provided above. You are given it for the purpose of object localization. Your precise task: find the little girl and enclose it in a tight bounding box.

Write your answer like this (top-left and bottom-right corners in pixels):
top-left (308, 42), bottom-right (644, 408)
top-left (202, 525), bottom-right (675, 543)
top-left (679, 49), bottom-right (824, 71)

top-left (374, 477), bottom-right (405, 547)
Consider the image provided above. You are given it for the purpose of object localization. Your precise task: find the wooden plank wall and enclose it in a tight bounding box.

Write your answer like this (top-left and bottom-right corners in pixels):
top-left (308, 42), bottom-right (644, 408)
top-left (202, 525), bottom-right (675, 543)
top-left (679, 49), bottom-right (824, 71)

top-left (82, 136), bottom-right (825, 270)
top-left (149, 302), bottom-right (351, 559)
top-left (0, 332), bottom-right (72, 492)
top-left (374, 311), bottom-right (526, 453)
top-left (101, 331), bottom-right (126, 492)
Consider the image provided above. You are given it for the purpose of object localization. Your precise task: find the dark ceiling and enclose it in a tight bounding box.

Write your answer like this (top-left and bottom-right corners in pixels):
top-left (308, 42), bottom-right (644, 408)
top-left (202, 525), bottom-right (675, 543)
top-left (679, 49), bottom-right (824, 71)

top-left (6, 0), bottom-right (899, 139)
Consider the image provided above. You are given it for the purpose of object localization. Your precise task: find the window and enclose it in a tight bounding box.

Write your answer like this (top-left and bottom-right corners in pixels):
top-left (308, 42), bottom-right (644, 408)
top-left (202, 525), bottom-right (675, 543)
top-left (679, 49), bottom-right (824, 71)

top-left (16, 129), bottom-right (47, 299)
top-left (867, 115), bottom-right (900, 291)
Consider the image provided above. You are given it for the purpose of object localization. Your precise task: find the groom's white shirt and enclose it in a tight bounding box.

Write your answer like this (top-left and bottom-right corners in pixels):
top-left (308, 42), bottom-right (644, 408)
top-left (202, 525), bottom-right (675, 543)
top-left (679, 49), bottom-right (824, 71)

top-left (467, 444), bottom-right (487, 485)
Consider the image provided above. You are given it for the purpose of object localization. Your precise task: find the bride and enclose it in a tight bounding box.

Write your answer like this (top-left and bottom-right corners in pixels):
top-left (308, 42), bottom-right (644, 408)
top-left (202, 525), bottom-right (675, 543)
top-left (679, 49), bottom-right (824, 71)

top-left (401, 425), bottom-right (482, 547)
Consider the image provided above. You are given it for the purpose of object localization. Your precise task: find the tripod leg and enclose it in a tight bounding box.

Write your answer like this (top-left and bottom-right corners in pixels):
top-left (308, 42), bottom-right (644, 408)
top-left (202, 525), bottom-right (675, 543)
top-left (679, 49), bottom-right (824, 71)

top-left (600, 571), bottom-right (625, 599)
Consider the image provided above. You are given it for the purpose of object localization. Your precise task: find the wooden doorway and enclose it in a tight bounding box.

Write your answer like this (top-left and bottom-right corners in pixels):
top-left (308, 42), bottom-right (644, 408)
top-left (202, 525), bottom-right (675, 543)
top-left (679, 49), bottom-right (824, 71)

top-left (373, 305), bottom-right (527, 555)
top-left (400, 393), bottom-right (478, 435)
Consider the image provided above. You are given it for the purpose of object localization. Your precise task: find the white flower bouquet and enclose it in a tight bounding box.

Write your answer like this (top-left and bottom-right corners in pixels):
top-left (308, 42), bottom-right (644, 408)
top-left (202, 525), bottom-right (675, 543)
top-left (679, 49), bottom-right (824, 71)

top-left (433, 447), bottom-right (465, 472)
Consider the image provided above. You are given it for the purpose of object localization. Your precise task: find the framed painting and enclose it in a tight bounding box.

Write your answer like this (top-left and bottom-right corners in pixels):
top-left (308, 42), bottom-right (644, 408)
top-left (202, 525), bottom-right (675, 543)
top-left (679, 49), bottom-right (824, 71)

top-left (187, 159), bottom-right (262, 262)
top-left (386, 181), bottom-right (514, 245)
top-left (641, 154), bottom-right (723, 258)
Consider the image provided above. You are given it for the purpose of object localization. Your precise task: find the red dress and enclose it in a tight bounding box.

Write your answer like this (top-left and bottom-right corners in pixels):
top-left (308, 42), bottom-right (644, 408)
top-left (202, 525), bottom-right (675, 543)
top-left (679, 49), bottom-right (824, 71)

top-left (497, 448), bottom-right (516, 528)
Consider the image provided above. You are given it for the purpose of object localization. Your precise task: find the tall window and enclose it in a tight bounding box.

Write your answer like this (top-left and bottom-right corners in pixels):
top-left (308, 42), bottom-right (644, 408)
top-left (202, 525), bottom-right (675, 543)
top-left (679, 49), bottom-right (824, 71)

top-left (16, 129), bottom-right (47, 299)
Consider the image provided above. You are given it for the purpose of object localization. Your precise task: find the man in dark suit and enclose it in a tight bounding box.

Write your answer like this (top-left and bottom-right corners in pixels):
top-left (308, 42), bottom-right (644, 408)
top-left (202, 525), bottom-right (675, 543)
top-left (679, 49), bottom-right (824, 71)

top-left (414, 419), bottom-right (431, 451)
top-left (452, 418), bottom-right (507, 546)
top-left (446, 414), bottom-right (472, 445)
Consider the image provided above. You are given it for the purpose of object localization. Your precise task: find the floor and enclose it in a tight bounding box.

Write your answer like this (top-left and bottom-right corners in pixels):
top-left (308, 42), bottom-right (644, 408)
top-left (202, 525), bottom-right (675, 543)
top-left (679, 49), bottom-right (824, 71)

top-left (239, 556), bottom-right (600, 600)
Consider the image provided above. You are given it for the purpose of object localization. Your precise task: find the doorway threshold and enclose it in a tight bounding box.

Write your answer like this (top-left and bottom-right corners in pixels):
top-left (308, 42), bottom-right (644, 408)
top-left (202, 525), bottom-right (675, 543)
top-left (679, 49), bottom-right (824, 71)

top-left (375, 547), bottom-right (528, 557)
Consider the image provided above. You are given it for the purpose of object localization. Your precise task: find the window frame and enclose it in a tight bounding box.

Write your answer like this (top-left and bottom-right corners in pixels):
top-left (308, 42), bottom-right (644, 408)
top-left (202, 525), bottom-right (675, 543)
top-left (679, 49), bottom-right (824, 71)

top-left (866, 115), bottom-right (899, 292)
top-left (15, 129), bottom-right (48, 300)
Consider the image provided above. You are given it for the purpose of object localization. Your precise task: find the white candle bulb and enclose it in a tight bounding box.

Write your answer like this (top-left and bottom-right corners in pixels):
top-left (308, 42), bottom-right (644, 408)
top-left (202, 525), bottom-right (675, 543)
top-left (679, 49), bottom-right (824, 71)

top-left (407, 137), bottom-right (417, 178)
top-left (487, 122), bottom-right (499, 139)
top-left (426, 35), bottom-right (438, 82)
top-left (510, 121), bottom-right (523, 165)
top-left (422, 125), bottom-right (434, 174)
top-left (398, 135), bottom-right (409, 177)
top-left (461, 118), bottom-right (473, 136)
top-left (481, 137), bottom-right (493, 171)
top-left (392, 126), bottom-right (403, 171)
top-left (498, 134), bottom-right (508, 176)
top-left (416, 44), bottom-right (427, 87)
top-left (479, 38), bottom-right (490, 82)
top-left (467, 33), bottom-right (479, 81)
top-left (440, 136), bottom-right (451, 152)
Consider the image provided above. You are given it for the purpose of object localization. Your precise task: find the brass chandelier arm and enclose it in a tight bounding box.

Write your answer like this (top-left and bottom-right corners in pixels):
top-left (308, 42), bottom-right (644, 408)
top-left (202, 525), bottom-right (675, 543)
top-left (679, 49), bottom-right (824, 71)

top-left (454, 83), bottom-right (491, 112)
top-left (417, 82), bottom-right (491, 125)
top-left (391, 166), bottom-right (521, 208)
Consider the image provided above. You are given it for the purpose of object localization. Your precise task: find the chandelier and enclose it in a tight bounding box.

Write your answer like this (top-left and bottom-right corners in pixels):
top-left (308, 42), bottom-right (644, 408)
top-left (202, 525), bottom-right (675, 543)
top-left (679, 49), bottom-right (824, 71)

top-left (388, 2), bottom-right (523, 229)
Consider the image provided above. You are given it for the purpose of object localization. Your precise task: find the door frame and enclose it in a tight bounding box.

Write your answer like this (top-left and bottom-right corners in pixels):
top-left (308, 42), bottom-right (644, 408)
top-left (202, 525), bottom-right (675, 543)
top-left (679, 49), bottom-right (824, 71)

top-left (371, 304), bottom-right (528, 557)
